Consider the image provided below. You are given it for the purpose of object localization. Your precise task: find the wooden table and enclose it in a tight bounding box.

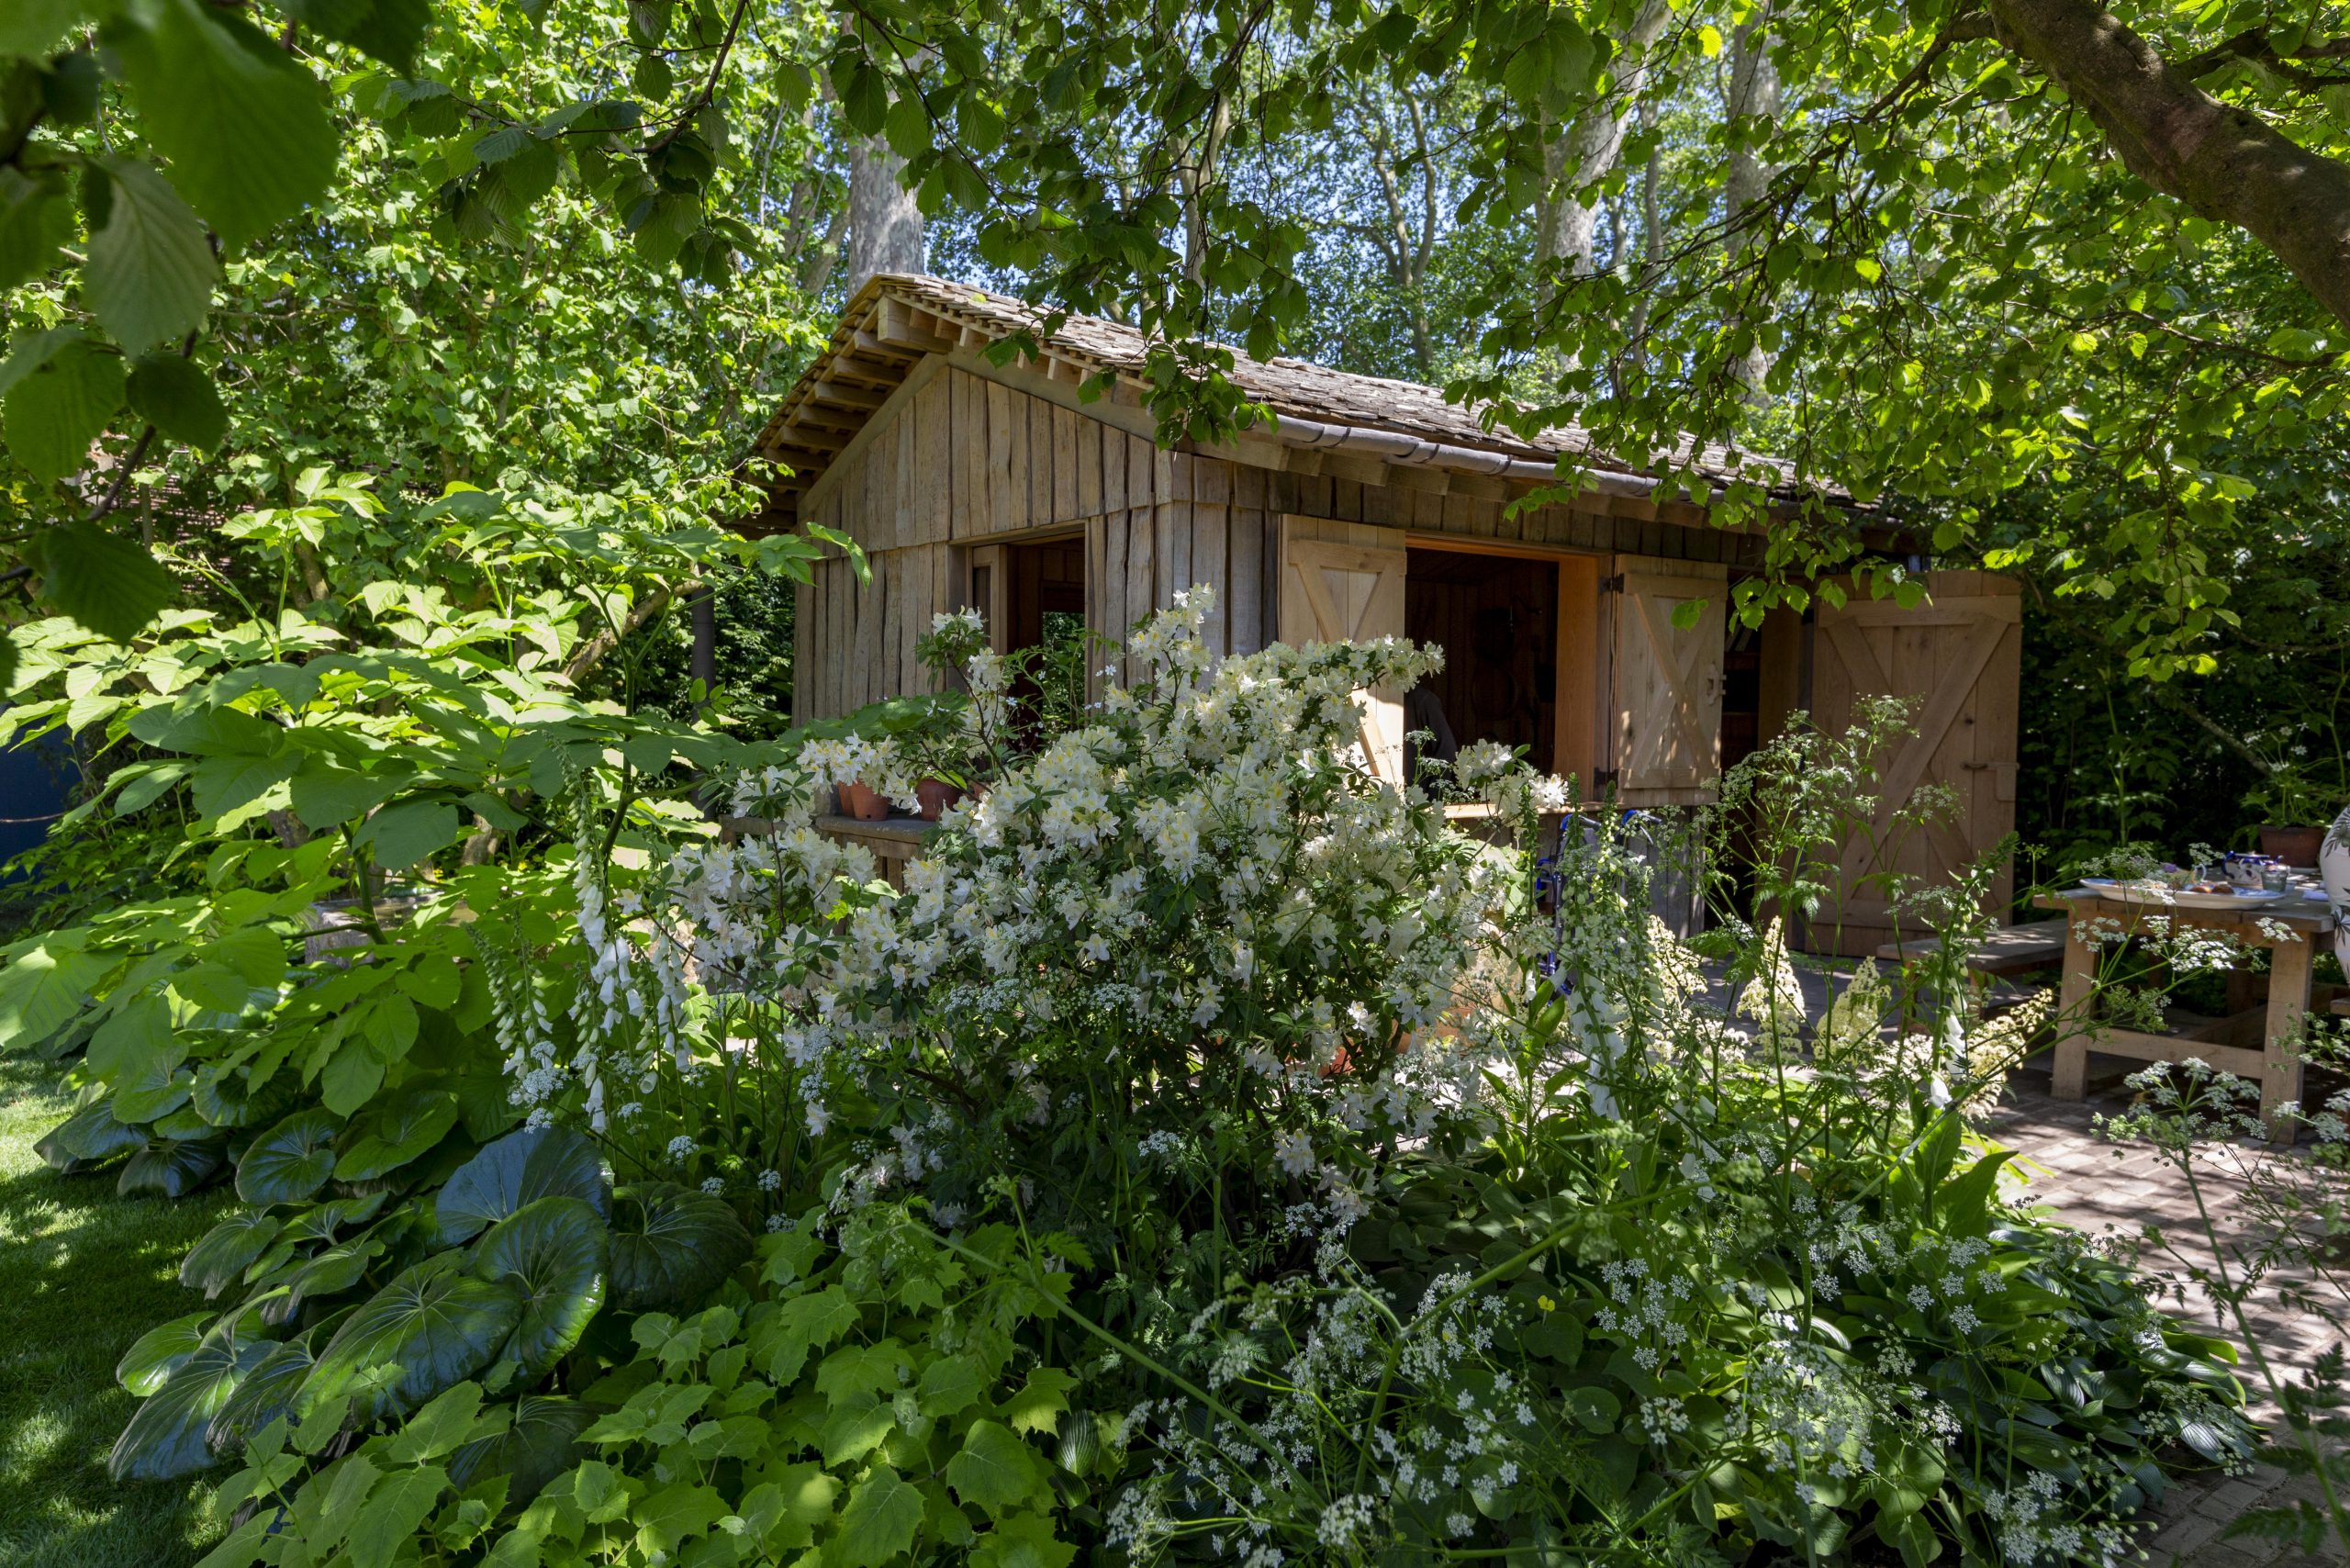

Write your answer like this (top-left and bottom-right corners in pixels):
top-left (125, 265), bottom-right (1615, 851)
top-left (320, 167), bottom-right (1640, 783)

top-left (2041, 887), bottom-right (2336, 1135)
top-left (1876, 918), bottom-right (2068, 978)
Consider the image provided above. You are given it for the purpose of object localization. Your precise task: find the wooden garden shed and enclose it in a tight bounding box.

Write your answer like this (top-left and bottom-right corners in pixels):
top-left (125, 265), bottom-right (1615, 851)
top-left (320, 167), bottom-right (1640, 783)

top-left (746, 274), bottom-right (2022, 953)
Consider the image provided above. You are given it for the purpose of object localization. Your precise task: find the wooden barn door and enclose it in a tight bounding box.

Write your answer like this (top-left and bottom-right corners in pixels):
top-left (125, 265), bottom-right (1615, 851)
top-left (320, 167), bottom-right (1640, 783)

top-left (1281, 519), bottom-right (1407, 783)
top-left (1807, 571), bottom-right (2022, 955)
top-left (1609, 559), bottom-right (1728, 806)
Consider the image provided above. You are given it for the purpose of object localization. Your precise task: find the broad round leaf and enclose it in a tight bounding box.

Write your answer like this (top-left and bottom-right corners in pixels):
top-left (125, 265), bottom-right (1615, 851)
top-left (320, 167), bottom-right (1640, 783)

top-left (181, 1212), bottom-right (283, 1299)
top-left (191, 1062), bottom-right (293, 1129)
top-left (117, 1310), bottom-right (215, 1395)
top-left (127, 350), bottom-right (229, 451)
top-left (437, 1126), bottom-right (609, 1245)
top-left (475, 1196), bottom-right (607, 1381)
top-left (35, 1098), bottom-right (144, 1171)
top-left (238, 1106), bottom-right (342, 1204)
top-left (302, 1255), bottom-right (523, 1426)
top-left (6, 342), bottom-right (125, 486)
top-left (263, 1234), bottom-right (385, 1325)
top-left (333, 1087), bottom-right (459, 1182)
top-left (205, 1335), bottom-right (316, 1457)
top-left (448, 1394), bottom-right (597, 1503)
top-left (118, 1136), bottom-right (224, 1198)
top-left (608, 1182), bottom-right (752, 1313)
top-left (109, 1324), bottom-right (273, 1481)
top-left (113, 1052), bottom-right (192, 1124)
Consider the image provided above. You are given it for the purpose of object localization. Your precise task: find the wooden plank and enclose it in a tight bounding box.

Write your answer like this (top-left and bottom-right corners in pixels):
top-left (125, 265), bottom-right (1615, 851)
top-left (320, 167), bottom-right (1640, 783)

top-left (1129, 435), bottom-right (1156, 506)
top-left (1008, 386), bottom-right (1034, 530)
top-left (912, 376), bottom-right (946, 544)
top-left (1556, 554), bottom-right (1601, 792)
top-left (1053, 404), bottom-right (1080, 521)
top-left (1193, 457), bottom-right (1231, 507)
top-left (986, 381), bottom-right (1014, 535)
top-left (1077, 415), bottom-right (1102, 517)
top-left (1102, 425), bottom-right (1127, 511)
top-left (1157, 500), bottom-right (1192, 611)
top-left (1124, 504), bottom-right (1155, 672)
top-left (1192, 503), bottom-right (1227, 653)
top-left (1227, 508), bottom-right (1265, 655)
top-left (953, 370), bottom-right (979, 540)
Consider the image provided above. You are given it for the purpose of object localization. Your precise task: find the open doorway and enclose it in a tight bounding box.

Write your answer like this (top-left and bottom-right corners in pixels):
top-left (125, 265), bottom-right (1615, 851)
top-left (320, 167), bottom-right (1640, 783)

top-left (1404, 547), bottom-right (1561, 779)
top-left (967, 532), bottom-right (1088, 735)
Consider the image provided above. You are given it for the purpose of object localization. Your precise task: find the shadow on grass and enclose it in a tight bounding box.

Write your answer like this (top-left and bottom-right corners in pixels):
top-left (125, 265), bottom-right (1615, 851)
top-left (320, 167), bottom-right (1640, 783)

top-left (0, 1051), bottom-right (235, 1568)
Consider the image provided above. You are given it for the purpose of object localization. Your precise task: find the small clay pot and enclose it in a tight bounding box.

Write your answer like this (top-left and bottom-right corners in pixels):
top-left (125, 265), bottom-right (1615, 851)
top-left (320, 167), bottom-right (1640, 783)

top-left (914, 778), bottom-right (964, 821)
top-left (2259, 823), bottom-right (2324, 868)
top-left (837, 780), bottom-right (890, 821)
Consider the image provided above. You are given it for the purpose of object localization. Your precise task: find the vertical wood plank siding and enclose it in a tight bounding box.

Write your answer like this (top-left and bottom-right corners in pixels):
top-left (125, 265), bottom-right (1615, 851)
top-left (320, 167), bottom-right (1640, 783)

top-left (789, 360), bottom-right (1770, 719)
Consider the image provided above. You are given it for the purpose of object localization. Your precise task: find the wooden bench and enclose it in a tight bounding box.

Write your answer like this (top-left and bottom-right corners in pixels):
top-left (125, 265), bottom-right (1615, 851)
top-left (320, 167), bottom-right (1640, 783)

top-left (1874, 918), bottom-right (2068, 978)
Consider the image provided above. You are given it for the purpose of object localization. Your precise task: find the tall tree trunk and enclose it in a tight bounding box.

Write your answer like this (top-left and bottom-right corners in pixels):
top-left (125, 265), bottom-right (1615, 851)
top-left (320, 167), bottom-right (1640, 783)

top-left (845, 134), bottom-right (924, 293)
top-left (1982, 0), bottom-right (2350, 327)
top-left (1725, 5), bottom-right (1782, 398)
top-left (1180, 96), bottom-right (1235, 286)
top-left (1536, 0), bottom-right (1673, 284)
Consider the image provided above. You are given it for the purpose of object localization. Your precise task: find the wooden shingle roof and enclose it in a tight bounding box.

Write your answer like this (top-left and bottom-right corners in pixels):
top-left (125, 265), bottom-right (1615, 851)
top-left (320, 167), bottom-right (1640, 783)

top-left (748, 273), bottom-right (1812, 528)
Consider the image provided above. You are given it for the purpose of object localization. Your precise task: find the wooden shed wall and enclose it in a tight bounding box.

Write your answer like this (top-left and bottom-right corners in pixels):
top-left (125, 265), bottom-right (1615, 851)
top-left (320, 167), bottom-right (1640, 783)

top-left (792, 353), bottom-right (1771, 721)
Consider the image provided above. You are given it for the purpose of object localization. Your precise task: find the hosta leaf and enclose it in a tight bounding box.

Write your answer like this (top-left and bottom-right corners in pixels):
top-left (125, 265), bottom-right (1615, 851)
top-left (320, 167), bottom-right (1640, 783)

top-left (118, 1310), bottom-right (216, 1395)
top-left (110, 1323), bottom-right (274, 1480)
top-left (437, 1125), bottom-right (608, 1244)
top-left (114, 1052), bottom-right (192, 1123)
top-left (332, 1087), bottom-right (458, 1182)
top-left (475, 1196), bottom-right (607, 1382)
top-left (206, 1335), bottom-right (316, 1456)
top-left (35, 1098), bottom-right (144, 1171)
top-left (118, 1136), bottom-right (224, 1198)
top-left (302, 1254), bottom-right (523, 1426)
top-left (238, 1106), bottom-right (342, 1204)
top-left (608, 1182), bottom-right (752, 1313)
top-left (106, 0), bottom-right (337, 251)
top-left (84, 157), bottom-right (216, 349)
top-left (181, 1212), bottom-right (283, 1299)
top-left (446, 1394), bottom-right (594, 1504)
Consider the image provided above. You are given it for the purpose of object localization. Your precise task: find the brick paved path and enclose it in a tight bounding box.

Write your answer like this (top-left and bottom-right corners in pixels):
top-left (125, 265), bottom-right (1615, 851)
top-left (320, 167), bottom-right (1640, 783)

top-left (1985, 1068), bottom-right (2347, 1565)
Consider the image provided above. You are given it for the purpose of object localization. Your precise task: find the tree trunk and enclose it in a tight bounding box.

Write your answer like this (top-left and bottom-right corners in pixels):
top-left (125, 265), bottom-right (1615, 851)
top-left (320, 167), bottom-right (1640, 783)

top-left (1537, 0), bottom-right (1673, 282)
top-left (1984, 0), bottom-right (2350, 328)
top-left (845, 134), bottom-right (924, 293)
top-left (1725, 5), bottom-right (1781, 398)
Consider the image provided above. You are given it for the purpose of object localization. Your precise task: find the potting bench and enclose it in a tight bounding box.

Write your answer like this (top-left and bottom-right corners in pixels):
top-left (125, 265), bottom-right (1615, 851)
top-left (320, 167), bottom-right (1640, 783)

top-left (2040, 887), bottom-right (2335, 1137)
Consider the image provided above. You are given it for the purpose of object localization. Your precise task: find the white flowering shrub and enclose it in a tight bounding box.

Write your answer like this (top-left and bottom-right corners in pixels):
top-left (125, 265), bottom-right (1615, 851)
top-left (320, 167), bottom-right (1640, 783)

top-left (171, 591), bottom-right (2256, 1568)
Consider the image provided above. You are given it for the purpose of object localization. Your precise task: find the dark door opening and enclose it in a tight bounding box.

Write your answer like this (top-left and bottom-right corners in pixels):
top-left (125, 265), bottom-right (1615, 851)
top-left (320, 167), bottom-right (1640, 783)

top-left (1404, 547), bottom-right (1560, 779)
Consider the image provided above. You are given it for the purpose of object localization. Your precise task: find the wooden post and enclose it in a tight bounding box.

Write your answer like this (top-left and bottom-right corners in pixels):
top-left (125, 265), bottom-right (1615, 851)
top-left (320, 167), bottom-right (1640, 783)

top-left (2052, 908), bottom-right (2096, 1100)
top-left (2261, 930), bottom-right (2314, 1137)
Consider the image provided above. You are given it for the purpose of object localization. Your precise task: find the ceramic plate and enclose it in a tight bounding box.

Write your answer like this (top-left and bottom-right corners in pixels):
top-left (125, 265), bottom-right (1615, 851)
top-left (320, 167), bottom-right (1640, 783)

top-left (2098, 885), bottom-right (2284, 910)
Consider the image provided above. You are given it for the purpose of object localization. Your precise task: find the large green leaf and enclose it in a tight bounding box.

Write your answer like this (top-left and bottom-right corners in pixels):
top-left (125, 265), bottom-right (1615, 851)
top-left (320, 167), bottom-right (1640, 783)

top-left (437, 1126), bottom-right (608, 1244)
top-left (282, 0), bottom-right (433, 73)
top-left (333, 1087), bottom-right (459, 1182)
top-left (944, 1419), bottom-right (1049, 1518)
top-left (37, 522), bottom-right (176, 643)
top-left (608, 1182), bottom-right (752, 1313)
top-left (357, 799), bottom-right (460, 869)
top-left (0, 933), bottom-right (105, 1050)
top-left (106, 0), bottom-right (337, 251)
top-left (6, 341), bottom-right (124, 485)
top-left (302, 1255), bottom-right (523, 1425)
top-left (475, 1196), bottom-right (607, 1382)
top-left (113, 1051), bottom-right (192, 1122)
top-left (447, 1394), bottom-right (596, 1504)
top-left (84, 158), bottom-right (216, 349)
top-left (238, 1106), bottom-right (343, 1204)
top-left (128, 351), bottom-right (229, 451)
top-left (833, 1467), bottom-right (923, 1568)
top-left (0, 0), bottom-right (98, 55)
top-left (117, 1310), bottom-right (216, 1396)
top-left (181, 1212), bottom-right (284, 1299)
top-left (118, 1136), bottom-right (224, 1198)
top-left (264, 1233), bottom-right (386, 1325)
top-left (0, 166), bottom-right (73, 292)
top-left (206, 1335), bottom-right (317, 1458)
top-left (110, 1323), bottom-right (273, 1480)
top-left (191, 1062), bottom-right (297, 1130)
top-left (34, 1098), bottom-right (145, 1171)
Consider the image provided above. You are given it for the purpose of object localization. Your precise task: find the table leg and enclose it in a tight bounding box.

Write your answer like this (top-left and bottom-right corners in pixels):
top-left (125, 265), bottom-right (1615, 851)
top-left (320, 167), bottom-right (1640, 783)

top-left (2260, 932), bottom-right (2313, 1141)
top-left (2052, 916), bottom-right (2095, 1100)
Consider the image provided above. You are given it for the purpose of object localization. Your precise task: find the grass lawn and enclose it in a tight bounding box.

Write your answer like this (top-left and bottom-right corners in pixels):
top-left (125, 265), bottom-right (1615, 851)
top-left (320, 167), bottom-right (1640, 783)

top-left (0, 1048), bottom-right (232, 1568)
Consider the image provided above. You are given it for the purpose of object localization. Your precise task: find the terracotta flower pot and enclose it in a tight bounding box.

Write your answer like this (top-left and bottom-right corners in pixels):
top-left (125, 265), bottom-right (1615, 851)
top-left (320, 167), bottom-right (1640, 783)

top-left (914, 778), bottom-right (964, 821)
top-left (2259, 823), bottom-right (2325, 867)
top-left (837, 780), bottom-right (890, 821)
